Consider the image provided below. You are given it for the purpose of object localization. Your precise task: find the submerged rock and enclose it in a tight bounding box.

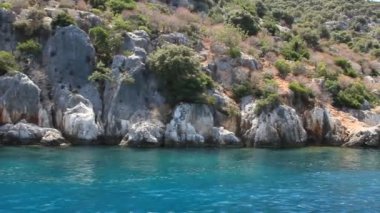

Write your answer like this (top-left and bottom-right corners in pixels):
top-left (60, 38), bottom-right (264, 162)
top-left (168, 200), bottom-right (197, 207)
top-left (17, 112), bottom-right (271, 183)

top-left (0, 121), bottom-right (65, 146)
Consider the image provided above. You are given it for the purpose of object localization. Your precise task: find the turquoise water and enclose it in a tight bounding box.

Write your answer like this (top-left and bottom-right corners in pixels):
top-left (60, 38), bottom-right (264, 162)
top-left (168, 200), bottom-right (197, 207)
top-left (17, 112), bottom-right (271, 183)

top-left (0, 147), bottom-right (379, 212)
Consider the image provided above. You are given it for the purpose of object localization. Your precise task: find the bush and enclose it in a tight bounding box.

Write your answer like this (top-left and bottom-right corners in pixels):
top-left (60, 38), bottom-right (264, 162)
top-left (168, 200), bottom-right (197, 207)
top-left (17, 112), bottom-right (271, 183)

top-left (272, 9), bottom-right (294, 26)
top-left (255, 93), bottom-right (280, 115)
top-left (89, 26), bottom-right (111, 63)
top-left (106, 0), bottom-right (136, 14)
top-left (289, 81), bottom-right (314, 101)
top-left (13, 8), bottom-right (48, 36)
top-left (148, 44), bottom-right (214, 104)
top-left (89, 0), bottom-right (107, 10)
top-left (16, 40), bottom-right (42, 56)
top-left (227, 9), bottom-right (260, 36)
top-left (255, 1), bottom-right (267, 18)
top-left (336, 83), bottom-right (378, 109)
top-left (51, 13), bottom-right (76, 30)
top-left (262, 20), bottom-right (279, 36)
top-left (299, 29), bottom-right (320, 48)
top-left (315, 62), bottom-right (338, 80)
top-left (0, 51), bottom-right (18, 75)
top-left (275, 59), bottom-right (291, 78)
top-left (232, 82), bottom-right (252, 100)
top-left (292, 61), bottom-right (307, 76)
top-left (334, 58), bottom-right (358, 78)
top-left (281, 36), bottom-right (310, 61)
top-left (228, 47), bottom-right (241, 58)
top-left (319, 25), bottom-right (330, 39)
top-left (332, 31), bottom-right (352, 44)
top-left (88, 61), bottom-right (113, 82)
top-left (0, 2), bottom-right (11, 9)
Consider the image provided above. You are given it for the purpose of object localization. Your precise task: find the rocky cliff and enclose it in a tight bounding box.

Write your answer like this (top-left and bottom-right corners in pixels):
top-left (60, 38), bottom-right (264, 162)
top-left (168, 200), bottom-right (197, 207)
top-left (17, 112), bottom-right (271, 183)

top-left (0, 1), bottom-right (379, 149)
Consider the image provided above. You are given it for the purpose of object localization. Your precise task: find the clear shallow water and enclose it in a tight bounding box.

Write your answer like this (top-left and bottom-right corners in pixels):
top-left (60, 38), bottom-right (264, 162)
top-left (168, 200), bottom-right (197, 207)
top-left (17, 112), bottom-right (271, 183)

top-left (0, 147), bottom-right (379, 212)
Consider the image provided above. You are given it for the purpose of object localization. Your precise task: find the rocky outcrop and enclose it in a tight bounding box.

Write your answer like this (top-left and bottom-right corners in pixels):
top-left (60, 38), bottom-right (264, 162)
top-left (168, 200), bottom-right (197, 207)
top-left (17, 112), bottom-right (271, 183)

top-left (343, 125), bottom-right (379, 148)
top-left (164, 103), bottom-right (240, 147)
top-left (0, 121), bottom-right (65, 146)
top-left (123, 30), bottom-right (150, 57)
top-left (165, 103), bottom-right (214, 146)
top-left (157, 32), bottom-right (190, 46)
top-left (103, 32), bottom-right (167, 143)
top-left (44, 25), bottom-right (102, 117)
top-left (346, 109), bottom-right (380, 126)
top-left (62, 102), bottom-right (100, 144)
top-left (120, 120), bottom-right (165, 147)
top-left (209, 55), bottom-right (260, 89)
top-left (242, 103), bottom-right (307, 148)
top-left (0, 73), bottom-right (42, 125)
top-left (304, 107), bottom-right (347, 146)
top-left (211, 127), bottom-right (242, 147)
top-left (0, 9), bottom-right (16, 51)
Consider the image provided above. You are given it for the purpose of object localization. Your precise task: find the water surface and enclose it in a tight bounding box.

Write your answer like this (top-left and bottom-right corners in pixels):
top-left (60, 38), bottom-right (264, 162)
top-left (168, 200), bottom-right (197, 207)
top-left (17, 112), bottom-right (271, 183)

top-left (0, 147), bottom-right (379, 212)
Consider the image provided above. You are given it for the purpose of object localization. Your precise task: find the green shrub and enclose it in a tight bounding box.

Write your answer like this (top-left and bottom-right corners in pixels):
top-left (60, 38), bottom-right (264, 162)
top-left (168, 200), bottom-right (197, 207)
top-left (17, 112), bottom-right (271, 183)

top-left (299, 29), bottom-right (320, 48)
top-left (255, 93), bottom-right (280, 115)
top-left (334, 58), bottom-right (358, 78)
top-left (292, 61), bottom-right (307, 76)
top-left (0, 51), bottom-right (18, 75)
top-left (371, 48), bottom-right (380, 58)
top-left (0, 2), bottom-right (11, 9)
top-left (148, 44), bottom-right (214, 104)
top-left (88, 61), bottom-right (113, 82)
top-left (227, 9), bottom-right (260, 36)
top-left (275, 59), bottom-right (291, 78)
top-left (319, 25), bottom-right (330, 39)
top-left (315, 62), bottom-right (338, 80)
top-left (89, 26), bottom-right (123, 64)
top-left (281, 36), bottom-right (310, 61)
top-left (262, 20), bottom-right (279, 36)
top-left (332, 31), bottom-right (352, 44)
top-left (107, 0), bottom-right (136, 14)
top-left (272, 9), bottom-right (294, 26)
top-left (89, 0), bottom-right (107, 10)
top-left (228, 47), bottom-right (241, 58)
top-left (325, 79), bottom-right (340, 96)
top-left (16, 40), bottom-right (42, 56)
top-left (255, 1), bottom-right (267, 18)
top-left (232, 82), bottom-right (252, 100)
top-left (336, 83), bottom-right (378, 109)
top-left (289, 81), bottom-right (314, 100)
top-left (51, 13), bottom-right (76, 30)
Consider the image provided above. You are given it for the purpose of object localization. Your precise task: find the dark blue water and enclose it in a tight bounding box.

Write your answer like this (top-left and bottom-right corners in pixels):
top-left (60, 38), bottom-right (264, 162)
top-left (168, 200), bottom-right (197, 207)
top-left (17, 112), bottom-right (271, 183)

top-left (0, 147), bottom-right (379, 212)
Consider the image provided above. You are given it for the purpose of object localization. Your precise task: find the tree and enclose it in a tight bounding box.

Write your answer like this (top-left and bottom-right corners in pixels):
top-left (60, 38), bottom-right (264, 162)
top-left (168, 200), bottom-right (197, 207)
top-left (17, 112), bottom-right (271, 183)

top-left (227, 9), bottom-right (260, 36)
top-left (148, 44), bottom-right (214, 104)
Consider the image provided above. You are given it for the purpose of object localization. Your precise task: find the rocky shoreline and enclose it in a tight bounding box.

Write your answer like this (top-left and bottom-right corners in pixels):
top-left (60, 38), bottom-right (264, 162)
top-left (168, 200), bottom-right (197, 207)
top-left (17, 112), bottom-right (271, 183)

top-left (0, 8), bottom-right (379, 149)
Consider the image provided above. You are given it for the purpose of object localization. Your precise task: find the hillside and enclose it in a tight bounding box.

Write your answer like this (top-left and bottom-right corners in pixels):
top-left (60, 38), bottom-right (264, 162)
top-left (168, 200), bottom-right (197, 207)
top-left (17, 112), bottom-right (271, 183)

top-left (0, 0), bottom-right (379, 148)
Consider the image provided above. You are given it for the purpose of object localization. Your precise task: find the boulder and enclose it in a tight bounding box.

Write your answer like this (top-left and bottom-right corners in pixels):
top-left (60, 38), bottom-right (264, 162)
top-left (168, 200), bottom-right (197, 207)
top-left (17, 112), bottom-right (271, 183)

top-left (62, 102), bottom-right (100, 144)
top-left (157, 32), bottom-right (189, 46)
top-left (242, 103), bottom-right (307, 148)
top-left (0, 121), bottom-right (65, 146)
top-left (165, 103), bottom-right (214, 146)
top-left (343, 125), bottom-right (380, 148)
top-left (0, 73), bottom-right (41, 125)
top-left (123, 30), bottom-right (150, 55)
top-left (120, 120), bottom-right (165, 147)
top-left (304, 107), bottom-right (348, 146)
top-left (0, 9), bottom-right (16, 51)
top-left (211, 127), bottom-right (242, 147)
